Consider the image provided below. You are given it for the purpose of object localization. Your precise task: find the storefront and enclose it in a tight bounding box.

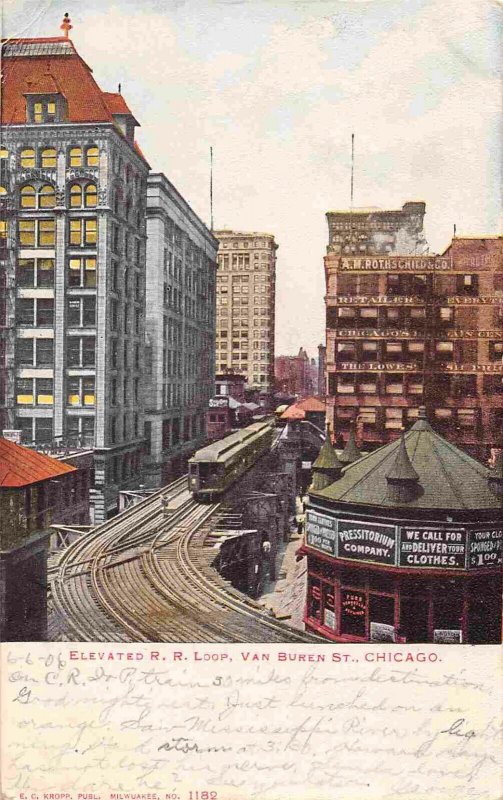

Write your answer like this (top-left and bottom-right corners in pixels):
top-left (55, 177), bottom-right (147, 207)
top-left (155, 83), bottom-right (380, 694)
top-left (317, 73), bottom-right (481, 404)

top-left (301, 409), bottom-right (502, 644)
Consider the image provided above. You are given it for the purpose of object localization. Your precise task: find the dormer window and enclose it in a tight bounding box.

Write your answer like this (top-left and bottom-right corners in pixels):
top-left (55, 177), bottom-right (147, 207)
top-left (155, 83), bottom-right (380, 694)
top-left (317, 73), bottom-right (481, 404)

top-left (26, 94), bottom-right (66, 124)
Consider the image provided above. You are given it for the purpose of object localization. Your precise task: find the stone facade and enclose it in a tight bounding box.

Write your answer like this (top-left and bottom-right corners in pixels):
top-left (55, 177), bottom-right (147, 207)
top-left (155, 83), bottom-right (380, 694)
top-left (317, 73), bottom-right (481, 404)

top-left (0, 38), bottom-right (150, 522)
top-left (214, 230), bottom-right (277, 394)
top-left (143, 173), bottom-right (217, 486)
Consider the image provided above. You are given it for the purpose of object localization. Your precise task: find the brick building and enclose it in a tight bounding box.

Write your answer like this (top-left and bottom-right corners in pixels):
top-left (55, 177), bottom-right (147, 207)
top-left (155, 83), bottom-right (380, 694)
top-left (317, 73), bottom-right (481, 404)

top-left (214, 230), bottom-right (277, 394)
top-left (0, 30), bottom-right (149, 522)
top-left (324, 230), bottom-right (503, 458)
top-left (0, 436), bottom-right (90, 640)
top-left (275, 347), bottom-right (317, 397)
top-left (143, 173), bottom-right (217, 486)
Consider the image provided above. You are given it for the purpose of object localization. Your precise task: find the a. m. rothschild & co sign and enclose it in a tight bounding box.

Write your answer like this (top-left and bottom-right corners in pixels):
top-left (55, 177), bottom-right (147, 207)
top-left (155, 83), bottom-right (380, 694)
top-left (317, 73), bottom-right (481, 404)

top-left (339, 256), bottom-right (450, 272)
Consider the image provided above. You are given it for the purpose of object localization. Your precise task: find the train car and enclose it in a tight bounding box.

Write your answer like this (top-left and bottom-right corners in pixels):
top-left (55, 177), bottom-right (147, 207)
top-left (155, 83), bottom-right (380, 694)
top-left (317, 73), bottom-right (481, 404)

top-left (188, 419), bottom-right (275, 501)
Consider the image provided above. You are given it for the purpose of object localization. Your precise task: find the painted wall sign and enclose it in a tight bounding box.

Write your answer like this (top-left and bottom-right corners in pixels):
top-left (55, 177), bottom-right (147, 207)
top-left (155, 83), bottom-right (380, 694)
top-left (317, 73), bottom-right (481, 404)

top-left (447, 295), bottom-right (503, 305)
top-left (331, 329), bottom-right (418, 338)
top-left (446, 330), bottom-right (503, 339)
top-left (339, 256), bottom-right (450, 272)
top-left (443, 363), bottom-right (503, 373)
top-left (337, 519), bottom-right (396, 565)
top-left (341, 590), bottom-right (366, 616)
top-left (433, 629), bottom-right (463, 644)
top-left (468, 528), bottom-right (503, 569)
top-left (331, 295), bottom-right (424, 305)
top-left (336, 362), bottom-right (417, 372)
top-left (399, 527), bottom-right (466, 568)
top-left (305, 510), bottom-right (337, 556)
top-left (370, 622), bottom-right (395, 642)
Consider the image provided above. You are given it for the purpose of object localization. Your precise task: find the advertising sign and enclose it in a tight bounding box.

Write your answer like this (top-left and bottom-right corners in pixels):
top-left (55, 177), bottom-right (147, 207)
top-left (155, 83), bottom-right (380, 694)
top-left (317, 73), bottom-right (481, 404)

top-left (324, 608), bottom-right (336, 629)
top-left (209, 397), bottom-right (229, 408)
top-left (399, 527), bottom-right (466, 568)
top-left (341, 590), bottom-right (366, 616)
top-left (468, 528), bottom-right (503, 569)
top-left (339, 256), bottom-right (450, 272)
top-left (370, 622), bottom-right (396, 642)
top-left (433, 629), bottom-right (463, 644)
top-left (337, 519), bottom-right (397, 565)
top-left (305, 510), bottom-right (337, 555)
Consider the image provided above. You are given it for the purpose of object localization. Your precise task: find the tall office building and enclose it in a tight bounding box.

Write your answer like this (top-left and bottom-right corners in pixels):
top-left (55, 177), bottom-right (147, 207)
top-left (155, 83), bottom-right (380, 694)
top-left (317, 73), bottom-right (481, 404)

top-left (0, 29), bottom-right (149, 521)
top-left (214, 230), bottom-right (277, 394)
top-left (143, 173), bottom-right (218, 486)
top-left (324, 223), bottom-right (503, 457)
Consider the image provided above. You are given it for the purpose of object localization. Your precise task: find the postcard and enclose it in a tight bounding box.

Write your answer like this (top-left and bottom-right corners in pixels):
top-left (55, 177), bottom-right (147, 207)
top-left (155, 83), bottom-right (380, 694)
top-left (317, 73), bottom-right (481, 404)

top-left (0, 0), bottom-right (502, 798)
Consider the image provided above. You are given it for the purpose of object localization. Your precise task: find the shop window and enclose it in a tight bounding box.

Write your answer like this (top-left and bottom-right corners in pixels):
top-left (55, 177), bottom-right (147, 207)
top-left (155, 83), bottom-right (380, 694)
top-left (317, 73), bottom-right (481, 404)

top-left (307, 578), bottom-right (322, 624)
top-left (340, 589), bottom-right (366, 638)
top-left (20, 184), bottom-right (36, 208)
top-left (369, 594), bottom-right (395, 627)
top-left (400, 596), bottom-right (429, 643)
top-left (41, 148), bottom-right (57, 168)
top-left (86, 146), bottom-right (99, 166)
top-left (69, 147), bottom-right (82, 167)
top-left (20, 149), bottom-right (36, 168)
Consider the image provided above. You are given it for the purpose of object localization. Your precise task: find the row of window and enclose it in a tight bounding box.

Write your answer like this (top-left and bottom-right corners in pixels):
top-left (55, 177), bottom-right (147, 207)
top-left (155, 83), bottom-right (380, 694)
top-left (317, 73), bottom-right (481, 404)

top-left (335, 340), bottom-right (503, 362)
top-left (17, 217), bottom-right (98, 247)
top-left (330, 373), bottom-right (503, 397)
top-left (15, 415), bottom-right (94, 448)
top-left (11, 146), bottom-right (99, 169)
top-left (334, 272), bottom-right (503, 297)
top-left (16, 377), bottom-right (95, 407)
top-left (333, 406), bottom-right (502, 430)
top-left (19, 182), bottom-right (98, 209)
top-left (330, 304), bottom-right (503, 328)
top-left (17, 257), bottom-right (97, 288)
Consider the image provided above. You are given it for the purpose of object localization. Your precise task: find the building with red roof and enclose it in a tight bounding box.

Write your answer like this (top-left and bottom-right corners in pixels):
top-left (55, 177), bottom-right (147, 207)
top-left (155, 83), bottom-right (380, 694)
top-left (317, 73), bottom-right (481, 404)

top-left (0, 434), bottom-right (90, 641)
top-left (281, 396), bottom-right (326, 428)
top-left (0, 19), bottom-right (150, 522)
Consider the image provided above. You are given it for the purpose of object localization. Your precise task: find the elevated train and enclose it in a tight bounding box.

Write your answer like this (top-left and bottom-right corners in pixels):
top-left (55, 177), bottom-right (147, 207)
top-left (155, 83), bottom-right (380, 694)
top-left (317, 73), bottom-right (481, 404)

top-left (188, 419), bottom-right (275, 501)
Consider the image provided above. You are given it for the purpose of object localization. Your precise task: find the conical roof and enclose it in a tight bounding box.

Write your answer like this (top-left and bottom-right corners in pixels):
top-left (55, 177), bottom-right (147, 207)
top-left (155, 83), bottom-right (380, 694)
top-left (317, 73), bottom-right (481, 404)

top-left (313, 432), bottom-right (343, 471)
top-left (338, 426), bottom-right (362, 464)
top-left (386, 435), bottom-right (419, 482)
top-left (314, 414), bottom-right (501, 510)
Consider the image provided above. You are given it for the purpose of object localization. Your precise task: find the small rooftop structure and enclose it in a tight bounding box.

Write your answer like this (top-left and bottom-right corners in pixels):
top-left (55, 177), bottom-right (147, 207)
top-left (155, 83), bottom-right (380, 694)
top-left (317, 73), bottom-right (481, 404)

top-left (281, 396), bottom-right (325, 421)
top-left (0, 437), bottom-right (76, 488)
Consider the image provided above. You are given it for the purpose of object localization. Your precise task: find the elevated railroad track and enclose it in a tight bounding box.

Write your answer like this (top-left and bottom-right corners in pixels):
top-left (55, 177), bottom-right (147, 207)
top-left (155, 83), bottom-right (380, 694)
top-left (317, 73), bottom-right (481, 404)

top-left (51, 474), bottom-right (319, 643)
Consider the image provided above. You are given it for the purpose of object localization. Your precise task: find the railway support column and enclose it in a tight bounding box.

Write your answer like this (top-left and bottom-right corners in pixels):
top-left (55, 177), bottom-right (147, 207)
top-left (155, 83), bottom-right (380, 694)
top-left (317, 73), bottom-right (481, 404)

top-left (244, 493), bottom-right (280, 581)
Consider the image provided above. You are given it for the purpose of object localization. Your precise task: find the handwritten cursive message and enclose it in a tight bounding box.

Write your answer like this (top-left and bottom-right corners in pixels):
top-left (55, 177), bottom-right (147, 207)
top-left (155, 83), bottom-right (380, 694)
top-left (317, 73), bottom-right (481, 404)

top-left (2, 644), bottom-right (501, 800)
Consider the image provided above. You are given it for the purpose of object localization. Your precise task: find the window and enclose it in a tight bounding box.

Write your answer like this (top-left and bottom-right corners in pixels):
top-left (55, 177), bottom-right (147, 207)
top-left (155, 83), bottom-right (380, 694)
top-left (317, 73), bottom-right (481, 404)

top-left (16, 378), bottom-right (33, 405)
top-left (37, 299), bottom-right (54, 325)
top-left (69, 184), bottom-right (83, 207)
top-left (489, 341), bottom-right (503, 361)
top-left (36, 378), bottom-right (53, 405)
top-left (17, 258), bottom-right (34, 286)
top-left (68, 257), bottom-right (96, 288)
top-left (20, 149), bottom-right (35, 168)
top-left (84, 183), bottom-right (97, 208)
top-left (385, 374), bottom-right (403, 394)
top-left (69, 218), bottom-right (97, 246)
top-left (69, 147), bottom-right (82, 167)
top-left (456, 274), bottom-right (478, 296)
top-left (362, 341), bottom-right (378, 361)
top-left (67, 377), bottom-right (95, 407)
top-left (38, 184), bottom-right (56, 208)
top-left (16, 298), bottom-right (34, 325)
top-left (67, 337), bottom-right (95, 367)
top-left (435, 341), bottom-right (454, 362)
top-left (20, 185), bottom-right (36, 208)
top-left (19, 219), bottom-right (56, 247)
top-left (16, 378), bottom-right (53, 405)
top-left (457, 409), bottom-right (478, 428)
top-left (38, 219), bottom-right (55, 246)
top-left (41, 148), bottom-right (57, 168)
top-left (67, 297), bottom-right (96, 327)
top-left (86, 146), bottom-right (99, 167)
top-left (16, 338), bottom-right (34, 365)
top-left (36, 338), bottom-right (53, 365)
top-left (385, 408), bottom-right (403, 429)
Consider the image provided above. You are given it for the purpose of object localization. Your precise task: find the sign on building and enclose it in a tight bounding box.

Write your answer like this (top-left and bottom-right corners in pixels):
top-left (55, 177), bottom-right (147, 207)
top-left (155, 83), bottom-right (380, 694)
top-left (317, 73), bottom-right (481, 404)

top-left (305, 510), bottom-right (337, 556)
top-left (468, 528), bottom-right (503, 569)
top-left (433, 629), bottom-right (463, 644)
top-left (370, 622), bottom-right (395, 642)
top-left (399, 527), bottom-right (466, 569)
top-left (337, 519), bottom-right (396, 565)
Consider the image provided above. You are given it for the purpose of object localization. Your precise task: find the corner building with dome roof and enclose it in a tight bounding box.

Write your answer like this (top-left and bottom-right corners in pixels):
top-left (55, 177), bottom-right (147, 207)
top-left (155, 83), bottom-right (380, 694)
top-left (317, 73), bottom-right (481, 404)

top-left (301, 408), bottom-right (502, 643)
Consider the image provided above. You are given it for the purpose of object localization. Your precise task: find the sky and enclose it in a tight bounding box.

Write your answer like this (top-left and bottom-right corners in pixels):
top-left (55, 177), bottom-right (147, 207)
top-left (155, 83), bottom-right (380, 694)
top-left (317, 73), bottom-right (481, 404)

top-left (2, 0), bottom-right (502, 357)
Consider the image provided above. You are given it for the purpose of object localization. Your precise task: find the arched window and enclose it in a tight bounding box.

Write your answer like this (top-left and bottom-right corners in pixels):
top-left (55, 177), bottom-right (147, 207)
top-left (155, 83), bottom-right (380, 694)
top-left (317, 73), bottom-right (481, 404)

top-left (20, 185), bottom-right (36, 208)
top-left (38, 184), bottom-right (56, 209)
top-left (69, 147), bottom-right (82, 167)
top-left (41, 148), bottom-right (57, 168)
top-left (20, 149), bottom-right (36, 168)
top-left (69, 184), bottom-right (83, 208)
top-left (84, 183), bottom-right (97, 208)
top-left (86, 146), bottom-right (99, 167)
